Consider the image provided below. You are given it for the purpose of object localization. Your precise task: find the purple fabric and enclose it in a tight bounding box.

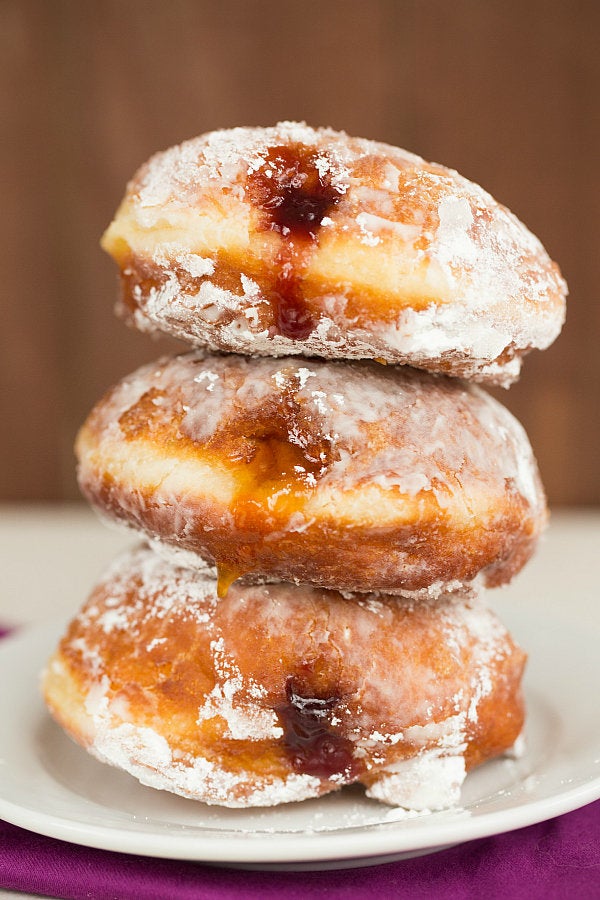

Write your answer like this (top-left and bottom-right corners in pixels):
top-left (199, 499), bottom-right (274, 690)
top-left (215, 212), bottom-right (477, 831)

top-left (0, 804), bottom-right (599, 900)
top-left (1, 625), bottom-right (598, 899)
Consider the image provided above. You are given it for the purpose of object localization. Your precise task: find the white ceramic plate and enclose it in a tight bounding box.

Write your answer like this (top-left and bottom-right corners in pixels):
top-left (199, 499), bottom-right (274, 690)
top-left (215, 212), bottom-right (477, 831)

top-left (0, 601), bottom-right (599, 870)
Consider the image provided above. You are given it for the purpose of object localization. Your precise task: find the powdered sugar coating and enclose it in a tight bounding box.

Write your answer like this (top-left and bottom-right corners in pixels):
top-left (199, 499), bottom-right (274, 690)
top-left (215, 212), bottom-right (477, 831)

top-left (43, 546), bottom-right (527, 809)
top-left (365, 754), bottom-right (466, 810)
top-left (102, 122), bottom-right (567, 385)
top-left (91, 723), bottom-right (322, 809)
top-left (77, 351), bottom-right (547, 594)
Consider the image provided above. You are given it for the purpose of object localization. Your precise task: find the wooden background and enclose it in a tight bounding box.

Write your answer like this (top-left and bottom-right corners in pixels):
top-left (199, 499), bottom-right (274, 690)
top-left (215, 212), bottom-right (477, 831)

top-left (1, 0), bottom-right (598, 504)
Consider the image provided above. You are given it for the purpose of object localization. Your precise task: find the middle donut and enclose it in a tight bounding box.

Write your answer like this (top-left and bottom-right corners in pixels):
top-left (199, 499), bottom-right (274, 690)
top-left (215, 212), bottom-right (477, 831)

top-left (76, 352), bottom-right (546, 596)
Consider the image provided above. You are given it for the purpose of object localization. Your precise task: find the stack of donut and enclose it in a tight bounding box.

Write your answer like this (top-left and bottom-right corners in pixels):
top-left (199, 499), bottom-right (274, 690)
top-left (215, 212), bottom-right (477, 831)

top-left (43, 123), bottom-right (567, 811)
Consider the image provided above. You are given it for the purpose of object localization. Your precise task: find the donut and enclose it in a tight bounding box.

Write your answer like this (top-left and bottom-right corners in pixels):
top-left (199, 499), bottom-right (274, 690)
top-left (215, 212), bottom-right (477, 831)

top-left (101, 122), bottom-right (566, 386)
top-left (42, 546), bottom-right (526, 810)
top-left (75, 351), bottom-right (546, 597)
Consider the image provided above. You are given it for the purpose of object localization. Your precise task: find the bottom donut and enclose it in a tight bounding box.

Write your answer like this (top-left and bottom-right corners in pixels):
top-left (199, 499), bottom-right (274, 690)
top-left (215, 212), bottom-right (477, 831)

top-left (42, 546), bottom-right (526, 810)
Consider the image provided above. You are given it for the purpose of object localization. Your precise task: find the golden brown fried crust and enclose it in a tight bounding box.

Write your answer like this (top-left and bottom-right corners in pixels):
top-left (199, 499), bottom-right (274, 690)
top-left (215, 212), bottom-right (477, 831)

top-left (76, 352), bottom-right (547, 596)
top-left (84, 481), bottom-right (539, 594)
top-left (102, 123), bottom-right (566, 385)
top-left (42, 547), bottom-right (526, 808)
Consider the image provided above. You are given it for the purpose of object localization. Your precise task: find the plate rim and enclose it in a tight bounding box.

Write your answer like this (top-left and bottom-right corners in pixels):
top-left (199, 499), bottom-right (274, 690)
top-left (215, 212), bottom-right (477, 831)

top-left (1, 771), bottom-right (599, 864)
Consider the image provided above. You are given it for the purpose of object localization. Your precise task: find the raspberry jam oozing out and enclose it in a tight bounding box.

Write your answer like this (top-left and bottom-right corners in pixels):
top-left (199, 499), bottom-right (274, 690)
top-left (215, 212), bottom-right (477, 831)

top-left (270, 272), bottom-right (314, 341)
top-left (247, 144), bottom-right (345, 340)
top-left (276, 676), bottom-right (358, 781)
top-left (248, 144), bottom-right (343, 238)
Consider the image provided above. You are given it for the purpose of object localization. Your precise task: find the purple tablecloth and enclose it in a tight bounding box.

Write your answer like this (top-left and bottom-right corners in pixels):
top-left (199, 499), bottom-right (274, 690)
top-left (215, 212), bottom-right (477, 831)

top-left (1, 805), bottom-right (599, 900)
top-left (1, 627), bottom-right (599, 900)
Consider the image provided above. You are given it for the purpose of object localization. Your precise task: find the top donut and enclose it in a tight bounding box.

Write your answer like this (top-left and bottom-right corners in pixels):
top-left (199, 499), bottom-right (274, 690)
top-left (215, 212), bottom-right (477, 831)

top-left (102, 122), bottom-right (566, 385)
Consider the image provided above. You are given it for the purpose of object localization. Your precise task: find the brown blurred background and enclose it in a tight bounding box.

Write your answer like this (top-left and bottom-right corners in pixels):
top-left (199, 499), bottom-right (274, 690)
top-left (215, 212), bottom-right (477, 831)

top-left (1, 0), bottom-right (598, 505)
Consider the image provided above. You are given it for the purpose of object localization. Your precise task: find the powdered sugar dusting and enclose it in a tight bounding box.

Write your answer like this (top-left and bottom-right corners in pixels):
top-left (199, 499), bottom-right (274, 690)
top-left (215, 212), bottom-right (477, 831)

top-left (91, 720), bottom-right (321, 808)
top-left (133, 122), bottom-right (355, 218)
top-left (54, 547), bottom-right (525, 810)
top-left (105, 122), bottom-right (566, 385)
top-left (197, 636), bottom-right (283, 741)
top-left (74, 546), bottom-right (218, 646)
top-left (435, 195), bottom-right (477, 268)
top-left (76, 350), bottom-right (546, 594)
top-left (68, 547), bottom-right (325, 806)
top-left (366, 754), bottom-right (466, 810)
top-left (80, 350), bottom-right (546, 524)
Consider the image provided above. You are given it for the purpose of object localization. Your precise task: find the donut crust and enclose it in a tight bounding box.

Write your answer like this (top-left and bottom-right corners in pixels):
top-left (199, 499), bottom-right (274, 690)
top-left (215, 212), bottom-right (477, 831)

top-left (101, 122), bottom-right (566, 386)
top-left (75, 352), bottom-right (547, 596)
top-left (42, 546), bottom-right (526, 809)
